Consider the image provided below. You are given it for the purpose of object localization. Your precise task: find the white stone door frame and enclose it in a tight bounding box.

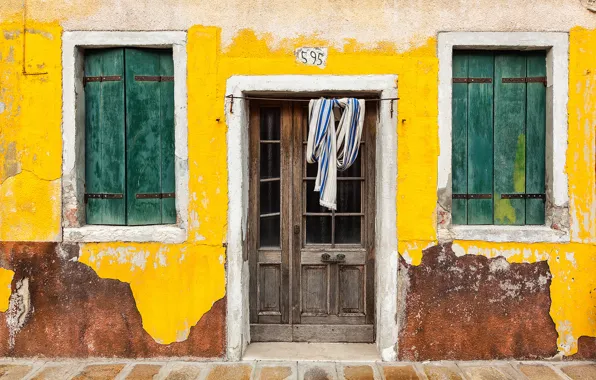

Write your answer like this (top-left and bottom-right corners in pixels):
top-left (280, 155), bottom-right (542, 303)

top-left (225, 75), bottom-right (399, 361)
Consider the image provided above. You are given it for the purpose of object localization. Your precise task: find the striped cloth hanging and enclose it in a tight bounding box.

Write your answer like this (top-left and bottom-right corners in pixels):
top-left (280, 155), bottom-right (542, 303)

top-left (306, 98), bottom-right (365, 210)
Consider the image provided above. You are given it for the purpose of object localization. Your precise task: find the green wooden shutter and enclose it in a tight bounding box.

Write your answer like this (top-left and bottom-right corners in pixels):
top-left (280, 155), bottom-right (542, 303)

top-left (525, 52), bottom-right (547, 225)
top-left (451, 53), bottom-right (469, 224)
top-left (84, 48), bottom-right (126, 225)
top-left (125, 48), bottom-right (176, 225)
top-left (452, 51), bottom-right (494, 225)
top-left (494, 53), bottom-right (527, 225)
top-left (452, 51), bottom-right (545, 226)
top-left (159, 51), bottom-right (176, 224)
top-left (467, 52), bottom-right (494, 224)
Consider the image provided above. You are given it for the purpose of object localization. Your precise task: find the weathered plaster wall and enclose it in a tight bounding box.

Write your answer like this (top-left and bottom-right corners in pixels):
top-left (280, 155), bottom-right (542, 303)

top-left (0, 0), bottom-right (595, 359)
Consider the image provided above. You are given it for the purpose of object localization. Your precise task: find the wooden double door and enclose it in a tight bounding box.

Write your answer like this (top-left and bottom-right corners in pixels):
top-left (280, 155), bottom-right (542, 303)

top-left (249, 100), bottom-right (376, 343)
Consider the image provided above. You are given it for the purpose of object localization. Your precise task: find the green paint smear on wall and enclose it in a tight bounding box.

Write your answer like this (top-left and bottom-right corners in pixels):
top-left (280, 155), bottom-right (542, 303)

top-left (495, 134), bottom-right (526, 224)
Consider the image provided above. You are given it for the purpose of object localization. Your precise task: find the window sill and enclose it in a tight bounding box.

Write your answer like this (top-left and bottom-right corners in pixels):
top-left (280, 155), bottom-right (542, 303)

top-left (441, 225), bottom-right (570, 243)
top-left (63, 225), bottom-right (186, 244)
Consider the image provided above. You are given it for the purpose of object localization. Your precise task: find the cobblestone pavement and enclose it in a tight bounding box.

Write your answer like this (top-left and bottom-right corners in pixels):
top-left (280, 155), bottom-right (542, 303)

top-left (0, 359), bottom-right (593, 379)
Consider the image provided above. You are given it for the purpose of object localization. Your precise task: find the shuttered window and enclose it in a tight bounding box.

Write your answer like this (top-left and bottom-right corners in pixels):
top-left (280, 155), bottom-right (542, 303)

top-left (452, 51), bottom-right (546, 226)
top-left (84, 48), bottom-right (175, 226)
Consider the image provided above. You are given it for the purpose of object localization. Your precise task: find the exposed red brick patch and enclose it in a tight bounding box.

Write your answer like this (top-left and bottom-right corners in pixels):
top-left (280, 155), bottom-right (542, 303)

top-left (0, 242), bottom-right (225, 358)
top-left (398, 243), bottom-right (558, 360)
top-left (568, 336), bottom-right (596, 360)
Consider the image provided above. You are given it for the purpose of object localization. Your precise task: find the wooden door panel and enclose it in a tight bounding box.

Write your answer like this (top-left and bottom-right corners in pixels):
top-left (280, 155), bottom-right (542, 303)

top-left (301, 265), bottom-right (329, 315)
top-left (339, 265), bottom-right (365, 315)
top-left (258, 264), bottom-right (282, 315)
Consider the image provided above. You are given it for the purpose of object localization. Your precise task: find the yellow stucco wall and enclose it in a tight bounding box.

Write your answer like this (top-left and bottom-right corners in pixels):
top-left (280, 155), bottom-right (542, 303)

top-left (0, 8), bottom-right (594, 356)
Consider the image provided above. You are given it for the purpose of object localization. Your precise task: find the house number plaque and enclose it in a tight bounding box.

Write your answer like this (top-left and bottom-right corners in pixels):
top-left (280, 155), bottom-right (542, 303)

top-left (295, 47), bottom-right (328, 68)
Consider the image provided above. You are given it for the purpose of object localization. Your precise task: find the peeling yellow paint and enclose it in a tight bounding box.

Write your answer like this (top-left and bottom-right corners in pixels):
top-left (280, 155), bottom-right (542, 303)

top-left (0, 14), bottom-right (594, 357)
top-left (0, 20), bottom-right (62, 241)
top-left (79, 243), bottom-right (225, 344)
top-left (0, 268), bottom-right (15, 312)
top-left (451, 241), bottom-right (596, 356)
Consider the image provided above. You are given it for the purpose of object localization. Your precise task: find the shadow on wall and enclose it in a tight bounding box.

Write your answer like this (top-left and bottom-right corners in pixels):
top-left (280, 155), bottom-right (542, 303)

top-left (0, 242), bottom-right (225, 358)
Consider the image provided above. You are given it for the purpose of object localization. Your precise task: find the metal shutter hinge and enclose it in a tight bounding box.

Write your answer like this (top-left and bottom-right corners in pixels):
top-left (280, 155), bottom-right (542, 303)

top-left (500, 193), bottom-right (545, 200)
top-left (136, 193), bottom-right (176, 199)
top-left (502, 77), bottom-right (547, 86)
top-left (134, 76), bottom-right (174, 82)
top-left (452, 78), bottom-right (492, 83)
top-left (84, 193), bottom-right (124, 203)
top-left (452, 194), bottom-right (492, 199)
top-left (83, 76), bottom-right (122, 86)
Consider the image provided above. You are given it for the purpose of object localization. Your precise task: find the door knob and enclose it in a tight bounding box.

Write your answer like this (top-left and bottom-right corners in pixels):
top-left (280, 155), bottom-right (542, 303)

top-left (294, 225), bottom-right (300, 234)
top-left (321, 253), bottom-right (346, 263)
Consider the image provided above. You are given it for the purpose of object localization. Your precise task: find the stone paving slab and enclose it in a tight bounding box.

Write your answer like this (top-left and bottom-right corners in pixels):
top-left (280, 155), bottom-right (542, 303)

top-left (0, 359), bottom-right (590, 379)
top-left (336, 363), bottom-right (379, 380)
top-left (378, 364), bottom-right (419, 380)
top-left (298, 362), bottom-right (338, 380)
top-left (253, 361), bottom-right (298, 380)
top-left (421, 362), bottom-right (463, 380)
top-left (517, 364), bottom-right (562, 380)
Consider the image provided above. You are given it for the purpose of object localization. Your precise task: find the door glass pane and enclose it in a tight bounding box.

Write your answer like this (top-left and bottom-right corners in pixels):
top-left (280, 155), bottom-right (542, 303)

top-left (306, 159), bottom-right (318, 178)
top-left (260, 144), bottom-right (280, 179)
top-left (260, 107), bottom-right (280, 140)
top-left (258, 107), bottom-right (281, 248)
top-left (335, 216), bottom-right (361, 244)
top-left (260, 215), bottom-right (280, 247)
top-left (337, 181), bottom-right (361, 213)
top-left (305, 180), bottom-right (332, 213)
top-left (260, 181), bottom-right (280, 215)
top-left (338, 148), bottom-right (362, 177)
top-left (305, 216), bottom-right (332, 244)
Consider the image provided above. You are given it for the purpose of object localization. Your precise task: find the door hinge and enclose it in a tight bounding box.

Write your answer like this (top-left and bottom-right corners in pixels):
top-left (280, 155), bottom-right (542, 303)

top-left (84, 193), bottom-right (123, 203)
top-left (500, 193), bottom-right (545, 200)
top-left (452, 194), bottom-right (492, 199)
top-left (83, 76), bottom-right (122, 86)
top-left (134, 75), bottom-right (174, 82)
top-left (136, 192), bottom-right (175, 199)
top-left (452, 78), bottom-right (492, 83)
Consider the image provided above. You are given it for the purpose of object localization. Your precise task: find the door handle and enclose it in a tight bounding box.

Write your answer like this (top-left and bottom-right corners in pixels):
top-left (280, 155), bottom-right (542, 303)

top-left (294, 225), bottom-right (300, 235)
top-left (321, 253), bottom-right (345, 263)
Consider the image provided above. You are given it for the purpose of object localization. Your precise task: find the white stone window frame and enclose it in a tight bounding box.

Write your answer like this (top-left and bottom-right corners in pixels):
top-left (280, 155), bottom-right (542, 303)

top-left (437, 32), bottom-right (570, 244)
top-left (225, 75), bottom-right (399, 361)
top-left (61, 31), bottom-right (188, 244)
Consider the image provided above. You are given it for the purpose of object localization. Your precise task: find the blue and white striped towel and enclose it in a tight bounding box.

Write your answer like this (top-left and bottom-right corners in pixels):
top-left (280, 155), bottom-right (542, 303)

top-left (306, 98), bottom-right (365, 210)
